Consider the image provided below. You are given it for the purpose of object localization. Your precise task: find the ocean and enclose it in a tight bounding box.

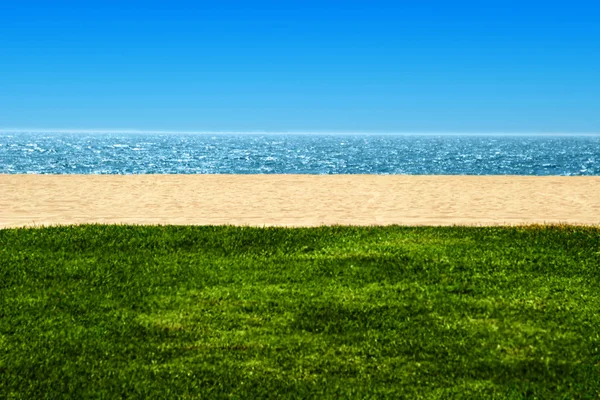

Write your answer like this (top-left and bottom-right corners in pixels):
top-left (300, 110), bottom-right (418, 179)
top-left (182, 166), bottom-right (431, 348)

top-left (1, 132), bottom-right (598, 175)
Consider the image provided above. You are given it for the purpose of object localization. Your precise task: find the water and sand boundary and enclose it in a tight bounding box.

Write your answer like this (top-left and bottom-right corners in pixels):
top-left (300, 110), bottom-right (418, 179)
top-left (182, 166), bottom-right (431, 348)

top-left (2, 174), bottom-right (599, 228)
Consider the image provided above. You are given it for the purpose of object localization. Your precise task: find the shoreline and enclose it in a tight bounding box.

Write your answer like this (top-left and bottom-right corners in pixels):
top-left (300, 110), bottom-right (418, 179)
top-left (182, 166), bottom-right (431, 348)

top-left (2, 174), bottom-right (599, 228)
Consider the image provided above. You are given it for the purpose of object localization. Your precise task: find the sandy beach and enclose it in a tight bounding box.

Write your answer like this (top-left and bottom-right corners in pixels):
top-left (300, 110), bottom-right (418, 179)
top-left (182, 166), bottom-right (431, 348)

top-left (1, 175), bottom-right (599, 228)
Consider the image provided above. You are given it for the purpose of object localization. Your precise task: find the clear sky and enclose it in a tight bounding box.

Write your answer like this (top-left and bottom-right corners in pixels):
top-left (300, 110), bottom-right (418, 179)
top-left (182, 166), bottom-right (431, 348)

top-left (1, 1), bottom-right (598, 133)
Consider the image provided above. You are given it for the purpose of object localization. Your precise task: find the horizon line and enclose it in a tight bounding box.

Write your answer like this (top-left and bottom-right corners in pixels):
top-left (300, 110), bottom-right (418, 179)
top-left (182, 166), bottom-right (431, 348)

top-left (1, 129), bottom-right (599, 136)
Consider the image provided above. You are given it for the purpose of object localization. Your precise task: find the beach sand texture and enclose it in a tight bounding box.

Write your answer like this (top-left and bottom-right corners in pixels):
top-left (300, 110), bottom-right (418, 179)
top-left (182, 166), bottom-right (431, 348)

top-left (1, 175), bottom-right (599, 228)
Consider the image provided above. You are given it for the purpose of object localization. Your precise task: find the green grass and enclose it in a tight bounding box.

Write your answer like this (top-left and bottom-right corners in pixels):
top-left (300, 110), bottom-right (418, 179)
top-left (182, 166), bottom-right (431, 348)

top-left (1, 224), bottom-right (599, 399)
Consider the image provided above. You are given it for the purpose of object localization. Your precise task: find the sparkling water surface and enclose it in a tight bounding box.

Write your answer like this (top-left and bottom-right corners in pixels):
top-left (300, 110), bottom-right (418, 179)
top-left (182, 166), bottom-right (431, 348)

top-left (1, 132), bottom-right (599, 175)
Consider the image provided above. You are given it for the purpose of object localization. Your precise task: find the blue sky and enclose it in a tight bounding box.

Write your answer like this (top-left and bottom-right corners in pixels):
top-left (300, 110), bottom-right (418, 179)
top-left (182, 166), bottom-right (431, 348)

top-left (1, 1), bottom-right (598, 133)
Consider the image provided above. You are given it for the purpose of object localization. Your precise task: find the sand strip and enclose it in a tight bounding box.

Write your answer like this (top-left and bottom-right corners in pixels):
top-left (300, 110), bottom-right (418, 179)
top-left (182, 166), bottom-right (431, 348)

top-left (1, 175), bottom-right (599, 228)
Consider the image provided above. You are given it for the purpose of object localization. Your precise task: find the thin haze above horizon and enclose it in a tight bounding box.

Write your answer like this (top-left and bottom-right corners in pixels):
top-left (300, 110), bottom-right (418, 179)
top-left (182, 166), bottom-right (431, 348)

top-left (1, 1), bottom-right (598, 133)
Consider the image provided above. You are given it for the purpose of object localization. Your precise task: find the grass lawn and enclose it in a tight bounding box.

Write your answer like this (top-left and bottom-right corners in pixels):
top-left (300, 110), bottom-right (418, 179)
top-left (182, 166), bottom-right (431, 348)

top-left (1, 224), bottom-right (599, 399)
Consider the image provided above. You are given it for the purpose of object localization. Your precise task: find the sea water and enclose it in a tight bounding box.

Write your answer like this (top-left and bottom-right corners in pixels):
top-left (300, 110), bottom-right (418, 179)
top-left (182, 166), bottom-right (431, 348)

top-left (1, 132), bottom-right (598, 175)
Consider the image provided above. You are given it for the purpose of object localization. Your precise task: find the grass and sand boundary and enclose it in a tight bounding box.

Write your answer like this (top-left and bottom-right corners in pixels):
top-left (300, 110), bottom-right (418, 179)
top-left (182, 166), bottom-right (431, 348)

top-left (1, 175), bottom-right (599, 398)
